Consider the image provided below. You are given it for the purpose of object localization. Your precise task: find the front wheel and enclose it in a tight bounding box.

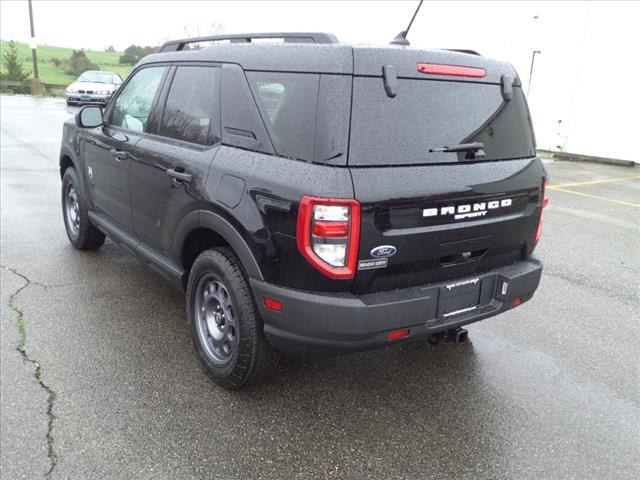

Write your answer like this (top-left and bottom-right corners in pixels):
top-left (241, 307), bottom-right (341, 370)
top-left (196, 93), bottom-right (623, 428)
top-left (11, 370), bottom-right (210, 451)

top-left (61, 167), bottom-right (105, 250)
top-left (187, 248), bottom-right (279, 389)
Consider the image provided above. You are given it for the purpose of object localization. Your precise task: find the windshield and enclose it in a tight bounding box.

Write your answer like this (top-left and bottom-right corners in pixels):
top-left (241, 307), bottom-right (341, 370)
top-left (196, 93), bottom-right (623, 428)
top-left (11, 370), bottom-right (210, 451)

top-left (349, 77), bottom-right (535, 166)
top-left (77, 71), bottom-right (114, 84)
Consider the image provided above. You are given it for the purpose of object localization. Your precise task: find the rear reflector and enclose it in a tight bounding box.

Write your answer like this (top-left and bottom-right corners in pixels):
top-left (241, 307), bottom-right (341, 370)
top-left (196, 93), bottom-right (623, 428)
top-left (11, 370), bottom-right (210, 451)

top-left (387, 328), bottom-right (410, 341)
top-left (509, 298), bottom-right (522, 309)
top-left (263, 297), bottom-right (283, 313)
top-left (417, 63), bottom-right (486, 78)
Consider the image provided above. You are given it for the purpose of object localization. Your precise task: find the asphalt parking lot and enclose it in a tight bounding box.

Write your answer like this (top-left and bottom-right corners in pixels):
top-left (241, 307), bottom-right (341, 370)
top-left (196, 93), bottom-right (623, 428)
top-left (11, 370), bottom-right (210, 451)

top-left (1, 95), bottom-right (638, 479)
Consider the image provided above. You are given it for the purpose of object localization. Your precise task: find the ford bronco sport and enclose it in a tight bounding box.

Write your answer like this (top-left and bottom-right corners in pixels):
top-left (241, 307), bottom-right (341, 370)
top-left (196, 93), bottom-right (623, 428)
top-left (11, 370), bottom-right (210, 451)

top-left (59, 32), bottom-right (547, 388)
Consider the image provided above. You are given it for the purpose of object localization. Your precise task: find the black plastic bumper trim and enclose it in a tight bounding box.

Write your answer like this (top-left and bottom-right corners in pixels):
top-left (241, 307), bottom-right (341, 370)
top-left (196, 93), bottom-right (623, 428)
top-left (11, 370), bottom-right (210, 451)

top-left (251, 258), bottom-right (542, 356)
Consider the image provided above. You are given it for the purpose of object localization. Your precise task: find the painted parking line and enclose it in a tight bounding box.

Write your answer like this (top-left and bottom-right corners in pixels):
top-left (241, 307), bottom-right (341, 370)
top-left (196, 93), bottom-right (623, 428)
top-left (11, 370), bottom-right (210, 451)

top-left (548, 175), bottom-right (640, 189)
top-left (547, 174), bottom-right (639, 208)
top-left (549, 187), bottom-right (640, 208)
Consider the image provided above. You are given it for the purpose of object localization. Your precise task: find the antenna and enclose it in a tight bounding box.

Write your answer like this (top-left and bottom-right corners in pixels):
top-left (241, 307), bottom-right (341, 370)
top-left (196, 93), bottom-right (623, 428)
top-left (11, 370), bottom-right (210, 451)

top-left (390, 0), bottom-right (424, 46)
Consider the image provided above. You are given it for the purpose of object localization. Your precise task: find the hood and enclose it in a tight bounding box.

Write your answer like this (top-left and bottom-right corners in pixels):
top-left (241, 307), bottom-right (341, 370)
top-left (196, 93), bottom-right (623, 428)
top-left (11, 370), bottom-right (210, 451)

top-left (67, 81), bottom-right (115, 93)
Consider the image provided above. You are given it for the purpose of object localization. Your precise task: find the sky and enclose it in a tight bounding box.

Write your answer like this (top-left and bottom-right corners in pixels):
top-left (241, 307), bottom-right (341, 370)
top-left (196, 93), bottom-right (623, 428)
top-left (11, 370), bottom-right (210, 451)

top-left (0, 1), bottom-right (586, 70)
top-left (1, 0), bottom-right (639, 159)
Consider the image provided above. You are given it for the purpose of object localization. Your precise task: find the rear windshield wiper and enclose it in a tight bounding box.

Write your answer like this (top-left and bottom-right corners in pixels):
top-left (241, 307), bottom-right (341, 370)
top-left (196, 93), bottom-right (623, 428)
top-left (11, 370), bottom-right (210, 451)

top-left (429, 142), bottom-right (484, 153)
top-left (429, 142), bottom-right (486, 159)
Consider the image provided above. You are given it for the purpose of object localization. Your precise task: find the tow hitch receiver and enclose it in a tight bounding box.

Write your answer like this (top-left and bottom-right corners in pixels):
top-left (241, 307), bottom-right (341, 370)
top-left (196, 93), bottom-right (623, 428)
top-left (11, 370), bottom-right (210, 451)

top-left (428, 327), bottom-right (469, 345)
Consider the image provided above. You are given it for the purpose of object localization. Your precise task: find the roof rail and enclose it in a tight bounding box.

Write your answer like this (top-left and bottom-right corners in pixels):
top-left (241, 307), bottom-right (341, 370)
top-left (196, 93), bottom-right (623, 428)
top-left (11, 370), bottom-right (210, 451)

top-left (158, 32), bottom-right (339, 53)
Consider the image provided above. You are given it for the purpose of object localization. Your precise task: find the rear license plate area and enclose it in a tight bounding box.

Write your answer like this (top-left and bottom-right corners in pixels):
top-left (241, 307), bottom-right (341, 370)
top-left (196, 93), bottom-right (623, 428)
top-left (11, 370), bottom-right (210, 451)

top-left (437, 277), bottom-right (482, 317)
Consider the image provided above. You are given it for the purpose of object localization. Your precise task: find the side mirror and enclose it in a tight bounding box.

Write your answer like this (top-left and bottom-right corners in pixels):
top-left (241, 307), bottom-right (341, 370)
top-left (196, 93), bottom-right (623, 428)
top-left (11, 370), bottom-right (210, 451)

top-left (76, 105), bottom-right (104, 128)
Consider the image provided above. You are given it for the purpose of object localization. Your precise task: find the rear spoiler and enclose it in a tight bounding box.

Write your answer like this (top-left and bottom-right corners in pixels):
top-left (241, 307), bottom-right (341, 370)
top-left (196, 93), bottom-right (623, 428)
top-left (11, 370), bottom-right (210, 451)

top-left (444, 49), bottom-right (481, 56)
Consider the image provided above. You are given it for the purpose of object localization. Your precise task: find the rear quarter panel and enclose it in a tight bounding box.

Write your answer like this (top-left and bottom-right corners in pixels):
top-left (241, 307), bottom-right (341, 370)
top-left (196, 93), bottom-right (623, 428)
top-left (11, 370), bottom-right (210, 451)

top-left (203, 145), bottom-right (355, 291)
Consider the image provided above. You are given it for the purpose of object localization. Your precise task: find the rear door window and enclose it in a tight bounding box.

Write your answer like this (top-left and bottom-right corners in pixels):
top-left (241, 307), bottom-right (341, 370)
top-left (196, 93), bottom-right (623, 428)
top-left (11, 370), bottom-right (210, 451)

top-left (158, 66), bottom-right (220, 146)
top-left (247, 72), bottom-right (319, 162)
top-left (348, 77), bottom-right (535, 166)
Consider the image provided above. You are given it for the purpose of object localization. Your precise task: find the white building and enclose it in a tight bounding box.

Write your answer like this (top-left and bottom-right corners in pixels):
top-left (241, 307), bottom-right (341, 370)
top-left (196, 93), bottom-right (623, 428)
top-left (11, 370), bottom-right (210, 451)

top-left (523, 2), bottom-right (640, 163)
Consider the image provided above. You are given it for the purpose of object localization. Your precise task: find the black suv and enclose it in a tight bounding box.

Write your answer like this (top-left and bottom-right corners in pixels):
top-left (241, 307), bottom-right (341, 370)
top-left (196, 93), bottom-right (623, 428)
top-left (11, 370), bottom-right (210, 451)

top-left (59, 33), bottom-right (547, 388)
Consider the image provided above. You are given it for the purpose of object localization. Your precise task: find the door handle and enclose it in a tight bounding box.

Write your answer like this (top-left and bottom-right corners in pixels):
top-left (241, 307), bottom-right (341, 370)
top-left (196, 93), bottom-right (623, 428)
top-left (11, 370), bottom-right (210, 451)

top-left (166, 168), bottom-right (193, 184)
top-left (109, 148), bottom-right (128, 161)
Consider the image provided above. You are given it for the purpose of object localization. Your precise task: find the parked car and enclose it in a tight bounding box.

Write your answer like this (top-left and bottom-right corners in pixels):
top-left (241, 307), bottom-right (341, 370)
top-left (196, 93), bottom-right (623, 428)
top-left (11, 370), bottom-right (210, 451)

top-left (58, 32), bottom-right (547, 389)
top-left (65, 70), bottom-right (123, 106)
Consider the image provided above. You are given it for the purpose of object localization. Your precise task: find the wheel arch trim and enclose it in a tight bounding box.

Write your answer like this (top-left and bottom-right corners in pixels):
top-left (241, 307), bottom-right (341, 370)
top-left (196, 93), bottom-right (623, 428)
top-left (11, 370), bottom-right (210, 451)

top-left (59, 146), bottom-right (79, 176)
top-left (173, 210), bottom-right (264, 281)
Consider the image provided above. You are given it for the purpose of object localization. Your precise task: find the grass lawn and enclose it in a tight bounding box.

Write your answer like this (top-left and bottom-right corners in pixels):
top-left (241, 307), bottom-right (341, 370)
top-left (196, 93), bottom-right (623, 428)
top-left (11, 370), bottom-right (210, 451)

top-left (0, 40), bottom-right (134, 86)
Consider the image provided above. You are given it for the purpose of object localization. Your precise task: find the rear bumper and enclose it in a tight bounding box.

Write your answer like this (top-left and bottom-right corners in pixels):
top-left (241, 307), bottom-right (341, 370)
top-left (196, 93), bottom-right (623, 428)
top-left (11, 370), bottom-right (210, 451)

top-left (251, 258), bottom-right (542, 356)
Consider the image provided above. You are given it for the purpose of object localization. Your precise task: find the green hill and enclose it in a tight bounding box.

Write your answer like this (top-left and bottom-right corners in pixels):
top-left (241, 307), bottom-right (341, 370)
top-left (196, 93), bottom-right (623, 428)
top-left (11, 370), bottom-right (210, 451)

top-left (0, 40), bottom-right (134, 85)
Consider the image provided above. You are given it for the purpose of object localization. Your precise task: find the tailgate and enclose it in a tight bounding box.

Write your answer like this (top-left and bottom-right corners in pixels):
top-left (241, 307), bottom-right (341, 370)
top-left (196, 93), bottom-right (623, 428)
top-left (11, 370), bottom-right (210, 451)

top-left (348, 47), bottom-right (543, 294)
top-left (351, 158), bottom-right (546, 294)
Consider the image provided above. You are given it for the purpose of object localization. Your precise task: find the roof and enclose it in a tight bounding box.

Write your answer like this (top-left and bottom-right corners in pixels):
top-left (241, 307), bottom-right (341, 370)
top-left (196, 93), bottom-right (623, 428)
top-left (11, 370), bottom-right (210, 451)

top-left (137, 32), bottom-right (517, 83)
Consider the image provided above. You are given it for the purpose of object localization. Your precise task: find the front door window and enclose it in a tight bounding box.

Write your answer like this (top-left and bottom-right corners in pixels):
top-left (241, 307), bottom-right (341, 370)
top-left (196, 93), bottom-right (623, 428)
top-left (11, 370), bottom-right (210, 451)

top-left (110, 67), bottom-right (166, 132)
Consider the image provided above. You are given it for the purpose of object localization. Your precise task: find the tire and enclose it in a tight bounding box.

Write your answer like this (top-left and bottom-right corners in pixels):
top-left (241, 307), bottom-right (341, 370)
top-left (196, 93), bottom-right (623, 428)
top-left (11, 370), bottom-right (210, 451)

top-left (187, 248), bottom-right (280, 389)
top-left (61, 167), bottom-right (106, 250)
top-left (66, 100), bottom-right (75, 106)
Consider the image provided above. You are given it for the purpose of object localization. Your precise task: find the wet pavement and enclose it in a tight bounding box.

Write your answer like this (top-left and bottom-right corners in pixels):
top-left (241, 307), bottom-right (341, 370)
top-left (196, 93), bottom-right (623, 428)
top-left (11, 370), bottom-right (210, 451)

top-left (1, 95), bottom-right (639, 479)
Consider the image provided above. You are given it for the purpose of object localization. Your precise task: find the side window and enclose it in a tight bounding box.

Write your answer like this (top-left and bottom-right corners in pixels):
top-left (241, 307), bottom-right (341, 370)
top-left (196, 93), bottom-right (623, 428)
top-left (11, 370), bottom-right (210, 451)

top-left (158, 66), bottom-right (219, 146)
top-left (110, 67), bottom-right (166, 133)
top-left (247, 72), bottom-right (319, 162)
top-left (255, 82), bottom-right (286, 123)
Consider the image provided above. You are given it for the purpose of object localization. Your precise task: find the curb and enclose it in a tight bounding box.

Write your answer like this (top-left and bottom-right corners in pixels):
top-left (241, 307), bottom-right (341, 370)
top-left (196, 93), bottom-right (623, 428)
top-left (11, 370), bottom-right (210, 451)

top-left (538, 150), bottom-right (636, 168)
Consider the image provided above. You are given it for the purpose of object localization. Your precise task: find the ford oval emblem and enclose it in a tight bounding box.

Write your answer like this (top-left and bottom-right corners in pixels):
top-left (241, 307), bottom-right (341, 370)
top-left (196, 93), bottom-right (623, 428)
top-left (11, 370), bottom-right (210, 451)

top-left (371, 245), bottom-right (397, 258)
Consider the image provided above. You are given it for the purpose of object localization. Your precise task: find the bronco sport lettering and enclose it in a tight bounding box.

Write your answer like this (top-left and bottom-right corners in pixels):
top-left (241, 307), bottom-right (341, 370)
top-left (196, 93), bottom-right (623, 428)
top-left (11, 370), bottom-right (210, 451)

top-left (423, 198), bottom-right (514, 220)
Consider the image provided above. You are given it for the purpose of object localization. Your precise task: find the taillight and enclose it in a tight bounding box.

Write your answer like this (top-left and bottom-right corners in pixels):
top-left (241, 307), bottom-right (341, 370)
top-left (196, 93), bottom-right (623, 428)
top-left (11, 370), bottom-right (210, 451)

top-left (535, 180), bottom-right (549, 244)
top-left (417, 63), bottom-right (486, 78)
top-left (296, 196), bottom-right (361, 279)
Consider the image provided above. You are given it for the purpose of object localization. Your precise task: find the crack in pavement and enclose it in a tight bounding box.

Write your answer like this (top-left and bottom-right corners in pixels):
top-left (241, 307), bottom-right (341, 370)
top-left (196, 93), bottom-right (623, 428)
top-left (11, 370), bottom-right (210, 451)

top-left (1, 265), bottom-right (69, 478)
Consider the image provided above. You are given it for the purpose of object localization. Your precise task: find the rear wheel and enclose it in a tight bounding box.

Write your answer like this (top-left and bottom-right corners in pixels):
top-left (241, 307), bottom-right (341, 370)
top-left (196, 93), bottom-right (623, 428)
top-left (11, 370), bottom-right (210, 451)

top-left (61, 167), bottom-right (105, 250)
top-left (187, 248), bottom-right (279, 389)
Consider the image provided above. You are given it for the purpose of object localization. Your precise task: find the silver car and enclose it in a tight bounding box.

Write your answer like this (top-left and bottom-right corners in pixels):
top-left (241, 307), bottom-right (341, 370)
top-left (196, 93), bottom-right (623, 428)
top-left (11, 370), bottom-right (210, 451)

top-left (65, 71), bottom-right (123, 106)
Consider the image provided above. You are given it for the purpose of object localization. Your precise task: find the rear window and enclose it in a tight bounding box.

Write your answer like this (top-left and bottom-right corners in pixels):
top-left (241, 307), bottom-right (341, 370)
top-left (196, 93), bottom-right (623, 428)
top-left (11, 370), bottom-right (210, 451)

top-left (348, 77), bottom-right (535, 166)
top-left (247, 72), bottom-right (319, 162)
